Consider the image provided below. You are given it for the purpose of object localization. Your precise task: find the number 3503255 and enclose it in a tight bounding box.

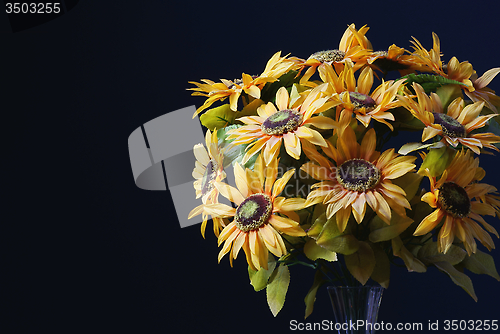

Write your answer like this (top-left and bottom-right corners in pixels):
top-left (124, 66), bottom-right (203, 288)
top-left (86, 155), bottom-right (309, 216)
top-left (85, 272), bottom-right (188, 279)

top-left (6, 3), bottom-right (61, 14)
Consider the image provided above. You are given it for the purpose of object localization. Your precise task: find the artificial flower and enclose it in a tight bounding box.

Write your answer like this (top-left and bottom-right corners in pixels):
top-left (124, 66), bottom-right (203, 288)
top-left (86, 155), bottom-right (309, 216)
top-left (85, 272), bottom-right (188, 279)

top-left (226, 84), bottom-right (339, 165)
top-left (301, 123), bottom-right (416, 232)
top-left (409, 33), bottom-right (475, 92)
top-left (415, 150), bottom-right (499, 255)
top-left (465, 67), bottom-right (500, 113)
top-left (299, 24), bottom-right (372, 86)
top-left (399, 82), bottom-right (500, 154)
top-left (189, 129), bottom-right (227, 237)
top-left (320, 63), bottom-right (404, 130)
top-left (196, 154), bottom-right (306, 271)
top-left (189, 51), bottom-right (300, 116)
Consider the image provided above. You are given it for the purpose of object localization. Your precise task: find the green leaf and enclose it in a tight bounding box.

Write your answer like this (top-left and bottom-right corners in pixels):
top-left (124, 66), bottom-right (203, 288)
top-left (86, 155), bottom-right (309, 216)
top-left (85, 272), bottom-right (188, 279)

top-left (316, 216), bottom-right (359, 255)
top-left (370, 243), bottom-right (391, 288)
top-left (418, 146), bottom-right (456, 177)
top-left (304, 270), bottom-right (326, 319)
top-left (433, 261), bottom-right (478, 301)
top-left (318, 234), bottom-right (360, 255)
top-left (436, 84), bottom-right (463, 110)
top-left (417, 242), bottom-right (467, 266)
top-left (392, 236), bottom-right (427, 273)
top-left (248, 256), bottom-right (277, 291)
top-left (345, 241), bottom-right (376, 285)
top-left (307, 212), bottom-right (328, 240)
top-left (462, 249), bottom-right (500, 281)
top-left (398, 141), bottom-right (444, 155)
top-left (199, 104), bottom-right (235, 130)
top-left (391, 172), bottom-right (424, 202)
top-left (398, 73), bottom-right (468, 94)
top-left (369, 215), bottom-right (414, 243)
top-left (303, 238), bottom-right (338, 262)
top-left (267, 263), bottom-right (290, 317)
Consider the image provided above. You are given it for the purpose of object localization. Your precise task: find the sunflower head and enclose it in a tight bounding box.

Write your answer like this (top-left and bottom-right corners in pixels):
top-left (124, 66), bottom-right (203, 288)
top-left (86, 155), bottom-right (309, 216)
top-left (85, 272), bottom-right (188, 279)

top-left (261, 109), bottom-right (304, 136)
top-left (437, 181), bottom-right (471, 218)
top-left (302, 123), bottom-right (416, 231)
top-left (416, 150), bottom-right (499, 254)
top-left (432, 112), bottom-right (466, 138)
top-left (226, 84), bottom-right (338, 165)
top-left (399, 82), bottom-right (500, 154)
top-left (193, 154), bottom-right (306, 270)
top-left (336, 158), bottom-right (381, 192)
top-left (347, 91), bottom-right (377, 111)
top-left (234, 193), bottom-right (273, 232)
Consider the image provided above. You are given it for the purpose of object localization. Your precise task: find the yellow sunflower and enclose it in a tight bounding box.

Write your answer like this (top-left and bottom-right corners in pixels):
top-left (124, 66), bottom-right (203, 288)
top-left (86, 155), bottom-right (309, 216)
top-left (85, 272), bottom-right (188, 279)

top-left (414, 150), bottom-right (499, 255)
top-left (193, 154), bottom-right (306, 271)
top-left (189, 51), bottom-right (300, 117)
top-left (226, 84), bottom-right (339, 165)
top-left (409, 33), bottom-right (475, 92)
top-left (320, 62), bottom-right (404, 130)
top-left (189, 129), bottom-right (227, 238)
top-left (399, 82), bottom-right (500, 154)
top-left (301, 123), bottom-right (416, 232)
top-left (465, 67), bottom-right (500, 113)
top-left (299, 24), bottom-right (372, 86)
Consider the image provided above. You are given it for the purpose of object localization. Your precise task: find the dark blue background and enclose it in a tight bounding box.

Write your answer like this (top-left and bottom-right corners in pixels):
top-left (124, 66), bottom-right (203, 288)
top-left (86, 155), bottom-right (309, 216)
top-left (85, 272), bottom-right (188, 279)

top-left (3, 1), bottom-right (499, 333)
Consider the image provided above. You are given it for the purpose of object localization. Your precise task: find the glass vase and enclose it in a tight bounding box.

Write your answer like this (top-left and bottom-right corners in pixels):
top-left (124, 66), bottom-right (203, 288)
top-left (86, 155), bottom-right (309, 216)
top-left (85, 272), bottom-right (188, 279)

top-left (327, 286), bottom-right (384, 334)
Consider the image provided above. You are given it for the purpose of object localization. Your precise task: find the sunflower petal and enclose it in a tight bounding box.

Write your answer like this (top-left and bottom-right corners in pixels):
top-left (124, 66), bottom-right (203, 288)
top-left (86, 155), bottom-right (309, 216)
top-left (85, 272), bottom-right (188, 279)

top-left (414, 209), bottom-right (445, 235)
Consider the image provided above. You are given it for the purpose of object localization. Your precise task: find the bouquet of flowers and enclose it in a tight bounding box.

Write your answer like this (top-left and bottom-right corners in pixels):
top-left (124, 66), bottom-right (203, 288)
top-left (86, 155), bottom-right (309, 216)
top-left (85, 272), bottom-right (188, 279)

top-left (187, 24), bottom-right (500, 318)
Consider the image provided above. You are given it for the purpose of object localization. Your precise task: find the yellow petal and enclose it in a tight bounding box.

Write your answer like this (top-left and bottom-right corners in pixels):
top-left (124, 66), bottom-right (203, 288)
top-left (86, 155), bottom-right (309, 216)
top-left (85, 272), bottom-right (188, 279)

top-left (421, 192), bottom-right (437, 208)
top-left (374, 191), bottom-right (392, 223)
top-left (360, 128), bottom-right (376, 161)
top-left (245, 85), bottom-right (261, 99)
top-left (232, 232), bottom-right (247, 260)
top-left (188, 204), bottom-right (204, 219)
top-left (193, 144), bottom-right (210, 166)
top-left (242, 137), bottom-right (268, 164)
top-left (275, 86), bottom-right (290, 111)
top-left (280, 198), bottom-right (306, 212)
top-left (234, 162), bottom-right (250, 198)
top-left (204, 203), bottom-right (236, 218)
top-left (218, 221), bottom-right (238, 244)
top-left (414, 209), bottom-right (445, 235)
top-left (284, 134), bottom-right (302, 159)
top-left (422, 126), bottom-right (441, 142)
top-left (214, 181), bottom-right (245, 205)
top-left (272, 169), bottom-right (296, 198)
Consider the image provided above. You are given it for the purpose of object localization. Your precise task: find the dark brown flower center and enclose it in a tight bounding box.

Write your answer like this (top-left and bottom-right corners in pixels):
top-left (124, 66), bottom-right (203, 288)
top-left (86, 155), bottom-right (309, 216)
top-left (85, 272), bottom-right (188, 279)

top-left (438, 182), bottom-right (471, 218)
top-left (309, 49), bottom-right (346, 63)
top-left (348, 92), bottom-right (377, 110)
top-left (432, 113), bottom-right (466, 138)
top-left (235, 193), bottom-right (273, 232)
top-left (201, 160), bottom-right (218, 197)
top-left (261, 109), bottom-right (303, 136)
top-left (336, 159), bottom-right (381, 192)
